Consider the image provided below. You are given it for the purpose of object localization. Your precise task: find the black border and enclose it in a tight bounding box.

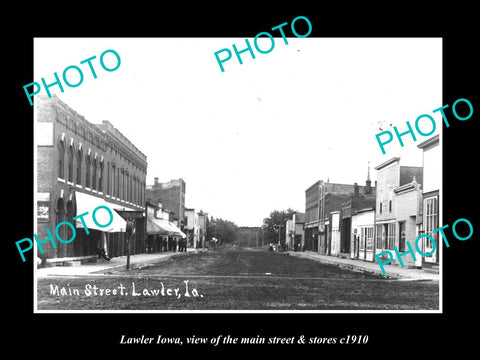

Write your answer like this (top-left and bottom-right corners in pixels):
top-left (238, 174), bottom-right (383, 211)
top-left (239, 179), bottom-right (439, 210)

top-left (8, 4), bottom-right (478, 355)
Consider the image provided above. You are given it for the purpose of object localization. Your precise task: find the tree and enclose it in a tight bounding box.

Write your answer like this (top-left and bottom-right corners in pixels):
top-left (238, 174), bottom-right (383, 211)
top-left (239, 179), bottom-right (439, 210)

top-left (262, 208), bottom-right (297, 246)
top-left (206, 216), bottom-right (238, 245)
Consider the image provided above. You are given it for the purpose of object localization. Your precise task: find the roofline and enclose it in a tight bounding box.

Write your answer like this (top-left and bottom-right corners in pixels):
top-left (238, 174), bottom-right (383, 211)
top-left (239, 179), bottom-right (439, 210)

top-left (417, 134), bottom-right (439, 149)
top-left (374, 157), bottom-right (401, 170)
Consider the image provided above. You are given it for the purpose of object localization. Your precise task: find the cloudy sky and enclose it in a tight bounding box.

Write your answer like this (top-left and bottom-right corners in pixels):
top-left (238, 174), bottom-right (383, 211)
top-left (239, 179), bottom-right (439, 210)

top-left (34, 37), bottom-right (442, 226)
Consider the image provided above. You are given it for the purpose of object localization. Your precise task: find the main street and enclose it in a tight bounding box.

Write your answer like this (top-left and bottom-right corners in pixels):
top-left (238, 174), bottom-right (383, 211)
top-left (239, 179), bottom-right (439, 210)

top-left (37, 247), bottom-right (439, 311)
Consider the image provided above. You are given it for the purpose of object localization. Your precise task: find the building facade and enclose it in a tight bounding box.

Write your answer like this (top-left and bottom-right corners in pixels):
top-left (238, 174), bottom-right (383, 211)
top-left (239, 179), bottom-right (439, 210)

top-left (146, 178), bottom-right (186, 231)
top-left (374, 157), bottom-right (422, 266)
top-left (394, 179), bottom-right (423, 268)
top-left (36, 95), bottom-right (147, 263)
top-left (145, 202), bottom-right (186, 252)
top-left (339, 178), bottom-right (376, 257)
top-left (351, 208), bottom-right (375, 261)
top-left (417, 134), bottom-right (441, 267)
top-left (286, 212), bottom-right (305, 251)
top-left (304, 181), bottom-right (321, 252)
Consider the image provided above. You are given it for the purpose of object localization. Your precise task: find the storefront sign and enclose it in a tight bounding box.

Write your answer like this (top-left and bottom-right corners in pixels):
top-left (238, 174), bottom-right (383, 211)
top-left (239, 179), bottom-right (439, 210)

top-left (37, 192), bottom-right (50, 223)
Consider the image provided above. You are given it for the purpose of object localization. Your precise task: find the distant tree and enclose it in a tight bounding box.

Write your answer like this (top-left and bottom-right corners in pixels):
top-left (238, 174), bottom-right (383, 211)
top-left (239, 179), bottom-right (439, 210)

top-left (262, 208), bottom-right (296, 246)
top-left (206, 217), bottom-right (238, 245)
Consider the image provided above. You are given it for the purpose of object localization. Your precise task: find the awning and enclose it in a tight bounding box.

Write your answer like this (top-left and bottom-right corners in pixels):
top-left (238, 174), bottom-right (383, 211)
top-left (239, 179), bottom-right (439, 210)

top-left (146, 214), bottom-right (186, 238)
top-left (75, 191), bottom-right (127, 233)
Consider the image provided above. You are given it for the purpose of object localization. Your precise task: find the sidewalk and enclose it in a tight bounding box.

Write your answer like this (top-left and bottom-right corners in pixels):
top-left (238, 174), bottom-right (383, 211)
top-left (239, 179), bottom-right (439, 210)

top-left (288, 251), bottom-right (440, 281)
top-left (36, 248), bottom-right (201, 278)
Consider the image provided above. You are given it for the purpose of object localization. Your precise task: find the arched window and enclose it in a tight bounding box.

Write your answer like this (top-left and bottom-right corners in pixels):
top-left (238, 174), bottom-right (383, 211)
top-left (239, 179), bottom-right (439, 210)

top-left (92, 156), bottom-right (97, 190)
top-left (121, 168), bottom-right (125, 200)
top-left (67, 140), bottom-right (74, 182)
top-left (85, 151), bottom-right (91, 188)
top-left (58, 134), bottom-right (66, 179)
top-left (76, 144), bottom-right (83, 185)
top-left (133, 176), bottom-right (137, 205)
top-left (99, 157), bottom-right (104, 193)
top-left (112, 164), bottom-right (116, 197)
top-left (106, 162), bottom-right (110, 195)
top-left (126, 171), bottom-right (130, 202)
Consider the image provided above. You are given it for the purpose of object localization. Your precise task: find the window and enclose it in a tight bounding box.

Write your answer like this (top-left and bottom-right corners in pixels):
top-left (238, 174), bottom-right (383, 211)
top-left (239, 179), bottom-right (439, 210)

top-left (112, 165), bottom-right (116, 197)
top-left (106, 162), bottom-right (110, 195)
top-left (92, 157), bottom-right (97, 190)
top-left (121, 169), bottom-right (125, 199)
top-left (117, 168), bottom-right (120, 198)
top-left (76, 146), bottom-right (83, 185)
top-left (424, 196), bottom-right (438, 250)
top-left (375, 224), bottom-right (383, 248)
top-left (387, 223), bottom-right (396, 250)
top-left (133, 176), bottom-right (137, 204)
top-left (389, 200), bottom-right (392, 212)
top-left (359, 228), bottom-right (365, 250)
top-left (379, 202), bottom-right (383, 213)
top-left (67, 143), bottom-right (74, 182)
top-left (126, 172), bottom-right (129, 201)
top-left (58, 135), bottom-right (65, 179)
top-left (85, 152), bottom-right (91, 188)
top-left (366, 227), bottom-right (374, 251)
top-left (98, 159), bottom-right (104, 192)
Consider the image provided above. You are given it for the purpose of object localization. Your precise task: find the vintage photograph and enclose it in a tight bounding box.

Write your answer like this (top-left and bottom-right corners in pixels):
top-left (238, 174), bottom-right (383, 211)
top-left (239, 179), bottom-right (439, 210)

top-left (32, 37), bottom-right (442, 312)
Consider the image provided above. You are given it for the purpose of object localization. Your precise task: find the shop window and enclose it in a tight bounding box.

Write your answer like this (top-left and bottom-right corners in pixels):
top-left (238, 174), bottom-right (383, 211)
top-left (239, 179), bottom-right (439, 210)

top-left (387, 223), bottom-right (396, 250)
top-left (375, 224), bottom-right (383, 248)
top-left (424, 197), bottom-right (438, 250)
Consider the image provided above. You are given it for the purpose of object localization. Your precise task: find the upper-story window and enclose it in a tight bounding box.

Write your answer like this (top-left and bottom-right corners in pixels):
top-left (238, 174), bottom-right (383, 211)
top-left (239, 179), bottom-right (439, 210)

top-left (85, 151), bottom-right (91, 188)
top-left (58, 133), bottom-right (66, 179)
top-left (67, 140), bottom-right (74, 183)
top-left (98, 157), bottom-right (104, 193)
top-left (76, 144), bottom-right (83, 185)
top-left (92, 156), bottom-right (97, 190)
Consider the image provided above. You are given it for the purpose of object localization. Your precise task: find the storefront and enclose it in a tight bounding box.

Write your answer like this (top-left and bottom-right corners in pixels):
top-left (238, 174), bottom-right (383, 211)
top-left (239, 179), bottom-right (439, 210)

top-left (146, 211), bottom-right (186, 253)
top-left (351, 208), bottom-right (375, 262)
top-left (74, 191), bottom-right (132, 259)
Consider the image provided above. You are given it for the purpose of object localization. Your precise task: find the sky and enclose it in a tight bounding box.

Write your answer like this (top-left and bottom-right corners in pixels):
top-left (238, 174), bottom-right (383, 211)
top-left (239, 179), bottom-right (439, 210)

top-left (34, 37), bottom-right (442, 226)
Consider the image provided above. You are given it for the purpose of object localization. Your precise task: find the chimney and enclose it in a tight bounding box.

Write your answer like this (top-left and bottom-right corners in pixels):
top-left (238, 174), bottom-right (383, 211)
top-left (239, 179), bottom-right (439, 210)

top-left (154, 177), bottom-right (159, 186)
top-left (354, 182), bottom-right (359, 195)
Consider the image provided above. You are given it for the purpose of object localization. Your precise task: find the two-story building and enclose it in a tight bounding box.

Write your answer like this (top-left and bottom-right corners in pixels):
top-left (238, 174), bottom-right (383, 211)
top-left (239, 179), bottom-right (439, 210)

top-left (417, 134), bottom-right (441, 268)
top-left (36, 95), bottom-right (147, 265)
top-left (374, 157), bottom-right (423, 266)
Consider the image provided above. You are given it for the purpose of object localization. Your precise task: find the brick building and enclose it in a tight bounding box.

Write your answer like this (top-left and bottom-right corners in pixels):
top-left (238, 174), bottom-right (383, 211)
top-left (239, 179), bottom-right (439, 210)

top-left (305, 179), bottom-right (374, 255)
top-left (146, 178), bottom-right (186, 231)
top-left (36, 95), bottom-right (147, 263)
top-left (340, 179), bottom-right (376, 258)
top-left (304, 181), bottom-right (322, 252)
